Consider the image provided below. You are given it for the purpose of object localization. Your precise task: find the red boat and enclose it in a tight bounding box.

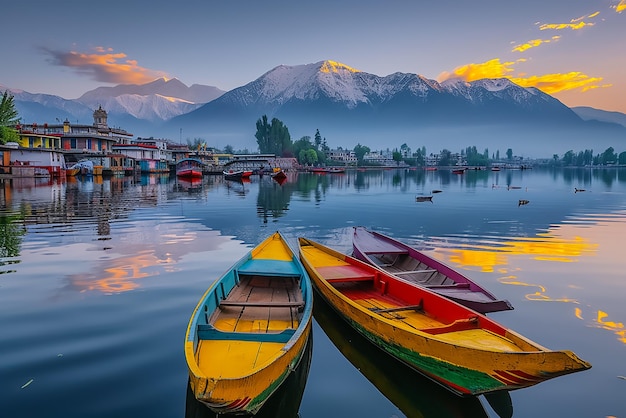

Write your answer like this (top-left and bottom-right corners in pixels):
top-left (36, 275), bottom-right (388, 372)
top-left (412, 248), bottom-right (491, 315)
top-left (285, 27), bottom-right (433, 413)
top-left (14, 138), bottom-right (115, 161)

top-left (176, 158), bottom-right (203, 179)
top-left (351, 226), bottom-right (513, 314)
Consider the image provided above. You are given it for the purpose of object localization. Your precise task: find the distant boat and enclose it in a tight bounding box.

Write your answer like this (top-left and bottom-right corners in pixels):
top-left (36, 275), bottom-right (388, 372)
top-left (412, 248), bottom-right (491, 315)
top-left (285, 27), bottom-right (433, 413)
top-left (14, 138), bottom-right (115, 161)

top-left (298, 236), bottom-right (591, 396)
top-left (351, 226), bottom-right (513, 314)
top-left (67, 159), bottom-right (94, 176)
top-left (451, 168), bottom-right (466, 174)
top-left (270, 168), bottom-right (287, 184)
top-left (176, 158), bottom-right (203, 179)
top-left (309, 167), bottom-right (345, 174)
top-left (518, 199), bottom-right (530, 206)
top-left (185, 232), bottom-right (313, 415)
top-left (415, 196), bottom-right (433, 203)
top-left (491, 167), bottom-right (501, 171)
top-left (223, 169), bottom-right (253, 179)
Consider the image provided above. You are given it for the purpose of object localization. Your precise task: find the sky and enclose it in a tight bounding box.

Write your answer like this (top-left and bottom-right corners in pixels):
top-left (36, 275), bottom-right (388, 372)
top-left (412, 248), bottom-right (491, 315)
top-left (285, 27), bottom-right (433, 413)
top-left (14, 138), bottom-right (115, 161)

top-left (3, 0), bottom-right (626, 113)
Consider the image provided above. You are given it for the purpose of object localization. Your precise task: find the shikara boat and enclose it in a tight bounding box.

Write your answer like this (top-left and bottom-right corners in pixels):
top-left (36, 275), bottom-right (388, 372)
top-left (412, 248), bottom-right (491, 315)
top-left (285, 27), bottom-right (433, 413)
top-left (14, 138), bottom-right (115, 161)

top-left (351, 227), bottom-right (513, 314)
top-left (298, 237), bottom-right (591, 396)
top-left (185, 232), bottom-right (313, 415)
top-left (223, 169), bottom-right (253, 180)
top-left (270, 168), bottom-right (287, 184)
top-left (177, 158), bottom-right (203, 179)
top-left (313, 293), bottom-right (496, 418)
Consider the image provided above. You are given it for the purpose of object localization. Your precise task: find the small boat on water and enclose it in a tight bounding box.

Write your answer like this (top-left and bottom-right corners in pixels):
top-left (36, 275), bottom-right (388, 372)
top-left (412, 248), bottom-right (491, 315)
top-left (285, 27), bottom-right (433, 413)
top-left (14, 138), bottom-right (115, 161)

top-left (309, 167), bottom-right (345, 174)
top-left (298, 236), bottom-right (591, 396)
top-left (185, 232), bottom-right (313, 415)
top-left (415, 196), bottom-right (433, 202)
top-left (176, 158), bottom-right (203, 179)
top-left (351, 227), bottom-right (513, 313)
top-left (223, 169), bottom-right (253, 179)
top-left (270, 168), bottom-right (287, 184)
top-left (67, 159), bottom-right (94, 176)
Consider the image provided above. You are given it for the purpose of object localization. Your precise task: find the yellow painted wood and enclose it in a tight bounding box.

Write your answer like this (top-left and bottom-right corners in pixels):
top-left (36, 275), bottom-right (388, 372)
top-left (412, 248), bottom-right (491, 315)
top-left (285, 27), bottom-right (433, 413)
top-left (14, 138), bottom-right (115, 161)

top-left (197, 340), bottom-right (284, 378)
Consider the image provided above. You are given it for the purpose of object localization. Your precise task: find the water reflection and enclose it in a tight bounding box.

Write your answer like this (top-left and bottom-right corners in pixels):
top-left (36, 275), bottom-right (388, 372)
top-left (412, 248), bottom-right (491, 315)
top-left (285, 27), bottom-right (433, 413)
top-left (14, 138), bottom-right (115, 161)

top-left (184, 332), bottom-right (312, 418)
top-left (313, 292), bottom-right (511, 418)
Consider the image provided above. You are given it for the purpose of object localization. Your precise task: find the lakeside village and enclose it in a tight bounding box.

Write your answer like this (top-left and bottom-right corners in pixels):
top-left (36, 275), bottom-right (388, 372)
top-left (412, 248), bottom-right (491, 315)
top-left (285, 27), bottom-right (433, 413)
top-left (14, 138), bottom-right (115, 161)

top-left (0, 106), bottom-right (534, 181)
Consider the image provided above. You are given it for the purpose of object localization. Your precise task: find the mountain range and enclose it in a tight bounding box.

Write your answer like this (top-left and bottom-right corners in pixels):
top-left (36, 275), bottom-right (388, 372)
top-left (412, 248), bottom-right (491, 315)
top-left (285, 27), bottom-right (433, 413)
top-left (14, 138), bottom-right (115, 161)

top-left (3, 60), bottom-right (625, 157)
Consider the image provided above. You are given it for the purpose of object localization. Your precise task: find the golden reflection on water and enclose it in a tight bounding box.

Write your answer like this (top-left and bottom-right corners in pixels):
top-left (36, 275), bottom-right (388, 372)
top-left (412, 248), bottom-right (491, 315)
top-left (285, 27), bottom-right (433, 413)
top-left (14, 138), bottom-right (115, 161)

top-left (436, 212), bottom-right (626, 345)
top-left (68, 228), bottom-right (235, 295)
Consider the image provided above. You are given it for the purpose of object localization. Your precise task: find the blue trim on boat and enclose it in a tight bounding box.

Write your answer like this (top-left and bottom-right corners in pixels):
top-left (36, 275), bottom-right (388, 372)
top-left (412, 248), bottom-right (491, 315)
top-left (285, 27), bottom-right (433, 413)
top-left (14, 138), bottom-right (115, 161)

top-left (197, 324), bottom-right (296, 343)
top-left (238, 259), bottom-right (302, 276)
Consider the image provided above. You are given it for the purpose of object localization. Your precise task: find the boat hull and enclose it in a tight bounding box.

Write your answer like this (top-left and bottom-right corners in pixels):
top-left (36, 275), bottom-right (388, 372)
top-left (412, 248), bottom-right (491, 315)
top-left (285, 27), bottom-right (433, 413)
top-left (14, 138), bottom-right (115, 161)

top-left (185, 232), bottom-right (313, 414)
top-left (298, 237), bottom-right (590, 396)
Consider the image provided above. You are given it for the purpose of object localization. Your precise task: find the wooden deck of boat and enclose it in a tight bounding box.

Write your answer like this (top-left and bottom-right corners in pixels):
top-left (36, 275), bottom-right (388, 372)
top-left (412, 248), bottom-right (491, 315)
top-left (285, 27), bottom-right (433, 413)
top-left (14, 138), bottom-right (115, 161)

top-left (196, 275), bottom-right (304, 377)
top-left (212, 275), bottom-right (303, 333)
top-left (371, 253), bottom-right (457, 286)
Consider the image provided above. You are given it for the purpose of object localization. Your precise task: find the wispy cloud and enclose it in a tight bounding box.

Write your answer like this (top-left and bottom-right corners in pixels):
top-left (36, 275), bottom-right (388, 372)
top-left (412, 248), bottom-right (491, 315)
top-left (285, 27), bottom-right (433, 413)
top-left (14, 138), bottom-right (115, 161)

top-left (615, 0), bottom-right (626, 13)
top-left (512, 36), bottom-right (560, 53)
top-left (437, 59), bottom-right (610, 94)
top-left (42, 46), bottom-right (168, 84)
top-left (538, 11), bottom-right (599, 31)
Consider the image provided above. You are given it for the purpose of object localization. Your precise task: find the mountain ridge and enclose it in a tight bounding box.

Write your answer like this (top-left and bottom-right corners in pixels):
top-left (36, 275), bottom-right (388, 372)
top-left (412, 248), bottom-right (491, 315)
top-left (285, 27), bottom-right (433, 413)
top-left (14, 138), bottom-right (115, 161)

top-left (3, 60), bottom-right (626, 157)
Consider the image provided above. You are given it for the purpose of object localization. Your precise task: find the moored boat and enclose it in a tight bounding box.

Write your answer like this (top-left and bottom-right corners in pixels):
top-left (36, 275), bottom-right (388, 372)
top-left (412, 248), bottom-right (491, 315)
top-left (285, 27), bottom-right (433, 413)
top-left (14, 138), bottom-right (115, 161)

top-left (298, 236), bottom-right (591, 396)
top-left (185, 232), bottom-right (313, 415)
top-left (223, 169), bottom-right (253, 179)
top-left (351, 226), bottom-right (513, 313)
top-left (176, 158), bottom-right (203, 179)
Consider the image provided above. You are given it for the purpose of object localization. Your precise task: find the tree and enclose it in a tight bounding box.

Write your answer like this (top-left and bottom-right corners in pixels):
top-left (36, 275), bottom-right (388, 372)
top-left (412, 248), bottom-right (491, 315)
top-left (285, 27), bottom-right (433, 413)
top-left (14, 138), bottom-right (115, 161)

top-left (506, 148), bottom-right (513, 160)
top-left (601, 147), bottom-right (616, 165)
top-left (0, 90), bottom-right (20, 144)
top-left (299, 149), bottom-right (318, 166)
top-left (0, 91), bottom-right (19, 126)
top-left (392, 150), bottom-right (402, 166)
top-left (353, 143), bottom-right (370, 163)
top-left (619, 152), bottom-right (626, 165)
top-left (255, 115), bottom-right (292, 155)
top-left (314, 129), bottom-right (322, 150)
top-left (438, 149), bottom-right (452, 166)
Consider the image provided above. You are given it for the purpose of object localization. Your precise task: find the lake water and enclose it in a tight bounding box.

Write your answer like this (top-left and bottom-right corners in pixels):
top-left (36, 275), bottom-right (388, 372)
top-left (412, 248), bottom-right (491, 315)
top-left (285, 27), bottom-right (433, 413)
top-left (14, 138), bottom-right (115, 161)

top-left (1, 167), bottom-right (625, 418)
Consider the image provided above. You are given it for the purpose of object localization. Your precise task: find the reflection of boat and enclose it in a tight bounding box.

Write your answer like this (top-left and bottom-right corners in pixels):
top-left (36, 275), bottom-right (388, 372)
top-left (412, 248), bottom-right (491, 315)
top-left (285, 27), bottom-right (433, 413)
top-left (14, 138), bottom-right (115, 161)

top-left (185, 232), bottom-right (313, 415)
top-left (310, 167), bottom-right (345, 174)
top-left (352, 227), bottom-right (513, 314)
top-left (298, 237), bottom-right (591, 396)
top-left (223, 169), bottom-right (253, 179)
top-left (177, 177), bottom-right (202, 192)
top-left (313, 293), bottom-right (493, 418)
top-left (184, 332), bottom-right (312, 418)
top-left (177, 158), bottom-right (203, 179)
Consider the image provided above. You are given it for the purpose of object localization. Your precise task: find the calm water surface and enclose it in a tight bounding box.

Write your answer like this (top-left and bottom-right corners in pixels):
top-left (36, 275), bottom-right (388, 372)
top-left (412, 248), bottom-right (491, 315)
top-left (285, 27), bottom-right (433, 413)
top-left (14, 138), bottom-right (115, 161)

top-left (1, 167), bottom-right (625, 418)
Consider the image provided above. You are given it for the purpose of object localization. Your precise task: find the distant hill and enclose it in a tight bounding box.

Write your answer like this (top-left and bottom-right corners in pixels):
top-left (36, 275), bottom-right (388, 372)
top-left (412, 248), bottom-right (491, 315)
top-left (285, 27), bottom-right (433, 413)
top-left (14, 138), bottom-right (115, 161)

top-left (572, 106), bottom-right (626, 128)
top-left (4, 61), bottom-right (626, 157)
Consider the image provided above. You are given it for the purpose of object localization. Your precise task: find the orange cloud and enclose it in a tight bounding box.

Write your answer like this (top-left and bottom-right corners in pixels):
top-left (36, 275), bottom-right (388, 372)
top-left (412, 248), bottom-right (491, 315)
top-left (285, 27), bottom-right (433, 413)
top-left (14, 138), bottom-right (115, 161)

top-left (539, 21), bottom-right (594, 30)
top-left (437, 59), bottom-right (609, 95)
top-left (512, 36), bottom-right (560, 52)
top-left (437, 58), bottom-right (516, 82)
top-left (43, 46), bottom-right (168, 84)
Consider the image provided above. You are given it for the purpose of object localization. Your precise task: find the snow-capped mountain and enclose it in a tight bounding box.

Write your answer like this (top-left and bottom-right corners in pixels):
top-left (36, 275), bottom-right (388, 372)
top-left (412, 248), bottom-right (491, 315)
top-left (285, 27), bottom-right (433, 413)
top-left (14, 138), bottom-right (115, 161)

top-left (167, 60), bottom-right (621, 154)
top-left (4, 60), bottom-right (625, 155)
top-left (76, 78), bottom-right (224, 122)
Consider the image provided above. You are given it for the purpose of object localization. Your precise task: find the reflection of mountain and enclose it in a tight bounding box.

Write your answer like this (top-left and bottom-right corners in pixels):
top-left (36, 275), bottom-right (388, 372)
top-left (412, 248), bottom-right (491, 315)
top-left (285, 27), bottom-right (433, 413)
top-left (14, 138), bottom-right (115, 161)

top-left (313, 292), bottom-right (507, 418)
top-left (185, 332), bottom-right (312, 418)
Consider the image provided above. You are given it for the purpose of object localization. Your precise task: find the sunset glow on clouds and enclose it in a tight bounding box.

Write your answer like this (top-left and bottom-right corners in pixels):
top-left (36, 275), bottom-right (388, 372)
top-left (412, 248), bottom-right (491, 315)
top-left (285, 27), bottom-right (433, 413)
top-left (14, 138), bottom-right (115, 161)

top-left (43, 47), bottom-right (168, 84)
top-left (437, 59), bottom-right (609, 94)
top-left (512, 36), bottom-right (560, 52)
top-left (437, 7), bottom-right (617, 96)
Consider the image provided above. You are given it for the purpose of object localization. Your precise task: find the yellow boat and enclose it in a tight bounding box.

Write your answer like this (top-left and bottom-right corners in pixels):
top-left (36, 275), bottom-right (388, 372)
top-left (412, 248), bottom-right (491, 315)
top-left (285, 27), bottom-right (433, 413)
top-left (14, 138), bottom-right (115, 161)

top-left (185, 232), bottom-right (313, 415)
top-left (298, 237), bottom-right (591, 396)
